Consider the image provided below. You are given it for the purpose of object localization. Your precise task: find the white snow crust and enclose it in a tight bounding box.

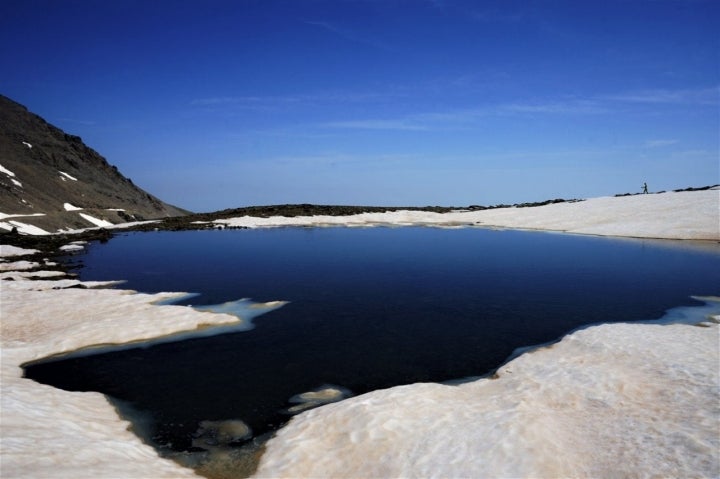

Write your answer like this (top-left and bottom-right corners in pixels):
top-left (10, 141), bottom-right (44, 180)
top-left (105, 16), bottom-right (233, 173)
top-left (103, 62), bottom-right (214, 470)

top-left (253, 301), bottom-right (720, 478)
top-left (0, 245), bottom-right (39, 257)
top-left (63, 202), bottom-right (82, 211)
top-left (0, 219), bottom-right (51, 235)
top-left (59, 241), bottom-right (88, 252)
top-left (55, 219), bottom-right (160, 235)
top-left (1, 190), bottom-right (718, 479)
top-left (0, 163), bottom-right (17, 177)
top-left (59, 170), bottom-right (78, 181)
top-left (78, 212), bottom-right (114, 227)
top-left (21, 141), bottom-right (32, 149)
top-left (216, 189), bottom-right (720, 241)
top-left (0, 274), bottom-right (276, 478)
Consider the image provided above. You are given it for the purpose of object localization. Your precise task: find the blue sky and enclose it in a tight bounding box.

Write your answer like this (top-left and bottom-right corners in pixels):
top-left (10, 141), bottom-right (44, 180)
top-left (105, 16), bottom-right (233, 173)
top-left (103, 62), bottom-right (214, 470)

top-left (1, 0), bottom-right (718, 212)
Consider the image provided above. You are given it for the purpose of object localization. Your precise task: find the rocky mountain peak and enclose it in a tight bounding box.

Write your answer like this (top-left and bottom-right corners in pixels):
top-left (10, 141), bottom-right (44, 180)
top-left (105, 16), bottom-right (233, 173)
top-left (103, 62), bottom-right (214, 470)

top-left (0, 95), bottom-right (188, 234)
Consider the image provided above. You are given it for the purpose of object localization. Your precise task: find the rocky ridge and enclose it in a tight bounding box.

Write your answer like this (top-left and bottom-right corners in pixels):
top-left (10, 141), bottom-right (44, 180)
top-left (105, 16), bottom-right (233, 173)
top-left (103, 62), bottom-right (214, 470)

top-left (0, 94), bottom-right (188, 234)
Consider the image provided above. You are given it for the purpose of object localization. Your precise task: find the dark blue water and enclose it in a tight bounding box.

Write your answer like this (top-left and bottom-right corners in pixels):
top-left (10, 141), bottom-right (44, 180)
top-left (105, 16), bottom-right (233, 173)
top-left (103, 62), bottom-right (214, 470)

top-left (24, 228), bottom-right (720, 454)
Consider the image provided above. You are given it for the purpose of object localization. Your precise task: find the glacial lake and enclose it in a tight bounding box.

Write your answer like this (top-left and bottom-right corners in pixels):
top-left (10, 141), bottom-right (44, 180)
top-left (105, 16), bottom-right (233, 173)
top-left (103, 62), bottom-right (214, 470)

top-left (25, 227), bottom-right (720, 461)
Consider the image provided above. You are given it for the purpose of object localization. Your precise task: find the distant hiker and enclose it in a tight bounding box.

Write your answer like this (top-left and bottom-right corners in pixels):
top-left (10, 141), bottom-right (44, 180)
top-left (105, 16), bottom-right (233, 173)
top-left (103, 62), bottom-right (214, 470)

top-left (642, 182), bottom-right (648, 194)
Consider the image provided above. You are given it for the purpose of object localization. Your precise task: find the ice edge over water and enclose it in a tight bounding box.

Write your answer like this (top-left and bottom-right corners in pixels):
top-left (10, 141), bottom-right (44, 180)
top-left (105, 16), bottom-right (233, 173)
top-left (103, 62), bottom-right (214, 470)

top-left (504, 295), bottom-right (720, 364)
top-left (251, 297), bottom-right (720, 479)
top-left (29, 295), bottom-right (289, 362)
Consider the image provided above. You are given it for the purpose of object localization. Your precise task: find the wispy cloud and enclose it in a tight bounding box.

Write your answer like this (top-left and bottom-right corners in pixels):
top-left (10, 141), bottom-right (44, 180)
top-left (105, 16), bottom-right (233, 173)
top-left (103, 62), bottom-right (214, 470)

top-left (604, 86), bottom-right (718, 106)
top-left (190, 96), bottom-right (303, 109)
top-left (190, 96), bottom-right (256, 106)
top-left (303, 20), bottom-right (393, 51)
top-left (322, 110), bottom-right (479, 132)
top-left (322, 99), bottom-right (608, 131)
top-left (499, 99), bottom-right (607, 115)
top-left (644, 139), bottom-right (679, 148)
top-left (324, 119), bottom-right (430, 131)
top-left (192, 85), bottom-right (717, 134)
top-left (190, 91), bottom-right (397, 110)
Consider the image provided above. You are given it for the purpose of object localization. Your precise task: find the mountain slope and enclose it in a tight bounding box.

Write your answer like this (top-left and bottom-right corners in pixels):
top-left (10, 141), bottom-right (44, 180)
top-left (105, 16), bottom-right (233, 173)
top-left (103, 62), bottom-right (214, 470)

top-left (0, 95), bottom-right (188, 234)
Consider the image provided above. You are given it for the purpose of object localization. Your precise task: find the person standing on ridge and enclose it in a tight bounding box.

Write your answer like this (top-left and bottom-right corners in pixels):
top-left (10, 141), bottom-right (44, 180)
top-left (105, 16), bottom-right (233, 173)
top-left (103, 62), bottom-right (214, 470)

top-left (642, 182), bottom-right (649, 194)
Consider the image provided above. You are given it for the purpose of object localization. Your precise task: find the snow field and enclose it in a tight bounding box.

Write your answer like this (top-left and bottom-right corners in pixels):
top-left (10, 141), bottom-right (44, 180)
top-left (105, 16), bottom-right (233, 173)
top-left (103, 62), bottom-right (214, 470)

top-left (0, 189), bottom-right (718, 478)
top-left (215, 189), bottom-right (720, 241)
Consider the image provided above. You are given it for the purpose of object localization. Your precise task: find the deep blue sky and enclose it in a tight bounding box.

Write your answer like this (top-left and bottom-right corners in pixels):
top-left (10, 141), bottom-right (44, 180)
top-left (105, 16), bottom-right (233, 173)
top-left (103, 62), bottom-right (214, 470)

top-left (2, 0), bottom-right (718, 212)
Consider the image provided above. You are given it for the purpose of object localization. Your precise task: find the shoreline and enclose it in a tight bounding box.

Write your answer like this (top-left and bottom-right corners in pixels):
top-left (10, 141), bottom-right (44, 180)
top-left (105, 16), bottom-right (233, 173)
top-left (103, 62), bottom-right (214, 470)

top-left (1, 190), bottom-right (719, 478)
top-left (2, 189), bottom-right (718, 253)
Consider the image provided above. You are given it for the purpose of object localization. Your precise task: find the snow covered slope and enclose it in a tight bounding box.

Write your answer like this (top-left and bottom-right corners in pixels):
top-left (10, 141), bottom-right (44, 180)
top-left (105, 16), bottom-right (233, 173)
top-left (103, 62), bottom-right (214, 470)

top-left (215, 188), bottom-right (720, 241)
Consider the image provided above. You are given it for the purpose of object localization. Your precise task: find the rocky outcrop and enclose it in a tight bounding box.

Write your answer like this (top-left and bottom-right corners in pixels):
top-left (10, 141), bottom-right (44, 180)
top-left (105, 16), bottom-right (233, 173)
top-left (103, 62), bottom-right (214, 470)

top-left (0, 94), bottom-right (188, 233)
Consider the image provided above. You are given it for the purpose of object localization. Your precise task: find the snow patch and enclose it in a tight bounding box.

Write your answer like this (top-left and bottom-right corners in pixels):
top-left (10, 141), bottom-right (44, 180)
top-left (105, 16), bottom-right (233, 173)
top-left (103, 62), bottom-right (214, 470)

top-left (63, 203), bottom-right (82, 211)
top-left (0, 164), bottom-right (16, 177)
top-left (79, 213), bottom-right (114, 228)
top-left (11, 178), bottom-right (22, 188)
top-left (0, 212), bottom-right (46, 220)
top-left (0, 270), bottom-right (66, 281)
top-left (0, 220), bottom-right (51, 235)
top-left (59, 171), bottom-right (78, 181)
top-left (22, 141), bottom-right (32, 149)
top-left (59, 241), bottom-right (88, 252)
top-left (0, 245), bottom-right (40, 257)
top-left (0, 260), bottom-right (40, 271)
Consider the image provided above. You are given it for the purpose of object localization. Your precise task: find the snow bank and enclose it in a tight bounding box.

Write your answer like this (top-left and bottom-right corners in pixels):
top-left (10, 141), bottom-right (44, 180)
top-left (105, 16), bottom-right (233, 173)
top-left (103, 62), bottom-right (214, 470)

top-left (216, 189), bottom-right (719, 241)
top-left (0, 274), bottom-right (271, 477)
top-left (0, 241), bottom-right (291, 478)
top-left (0, 190), bottom-right (718, 478)
top-left (0, 245), bottom-right (39, 257)
top-left (253, 300), bottom-right (720, 478)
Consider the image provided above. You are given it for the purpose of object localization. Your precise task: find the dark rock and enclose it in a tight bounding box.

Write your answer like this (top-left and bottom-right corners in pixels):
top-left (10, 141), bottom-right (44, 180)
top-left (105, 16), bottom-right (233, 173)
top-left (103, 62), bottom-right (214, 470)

top-left (0, 94), bottom-right (189, 233)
